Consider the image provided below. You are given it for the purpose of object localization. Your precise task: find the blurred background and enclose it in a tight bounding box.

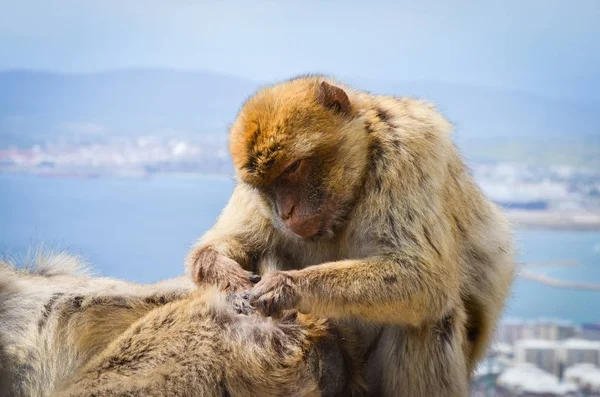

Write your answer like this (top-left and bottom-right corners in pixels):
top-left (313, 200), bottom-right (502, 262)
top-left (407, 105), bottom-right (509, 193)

top-left (0, 1), bottom-right (599, 394)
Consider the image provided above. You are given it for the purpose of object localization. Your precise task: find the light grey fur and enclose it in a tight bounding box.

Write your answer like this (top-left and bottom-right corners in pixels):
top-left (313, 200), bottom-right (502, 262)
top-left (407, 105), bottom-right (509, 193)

top-left (0, 252), bottom-right (194, 397)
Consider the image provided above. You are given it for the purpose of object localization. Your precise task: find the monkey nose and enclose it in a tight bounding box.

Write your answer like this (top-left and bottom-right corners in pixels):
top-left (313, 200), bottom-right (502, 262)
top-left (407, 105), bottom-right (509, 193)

top-left (280, 204), bottom-right (295, 221)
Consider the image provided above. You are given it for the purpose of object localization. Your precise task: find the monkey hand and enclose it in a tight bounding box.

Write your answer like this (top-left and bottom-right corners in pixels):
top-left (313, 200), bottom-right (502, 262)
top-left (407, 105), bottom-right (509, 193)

top-left (191, 248), bottom-right (260, 293)
top-left (249, 271), bottom-right (300, 318)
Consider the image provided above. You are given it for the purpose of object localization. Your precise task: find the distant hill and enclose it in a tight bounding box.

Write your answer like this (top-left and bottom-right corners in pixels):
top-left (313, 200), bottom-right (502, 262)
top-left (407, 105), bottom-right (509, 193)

top-left (1, 69), bottom-right (599, 166)
top-left (0, 69), bottom-right (260, 147)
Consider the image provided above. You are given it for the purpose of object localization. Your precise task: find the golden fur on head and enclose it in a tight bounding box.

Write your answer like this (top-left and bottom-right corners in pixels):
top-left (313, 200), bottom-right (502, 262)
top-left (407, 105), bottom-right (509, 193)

top-left (230, 75), bottom-right (356, 186)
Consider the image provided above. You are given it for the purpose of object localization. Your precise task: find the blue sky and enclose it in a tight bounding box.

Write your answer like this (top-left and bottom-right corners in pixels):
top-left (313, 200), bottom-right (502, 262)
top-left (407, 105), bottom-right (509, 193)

top-left (0, 0), bottom-right (599, 102)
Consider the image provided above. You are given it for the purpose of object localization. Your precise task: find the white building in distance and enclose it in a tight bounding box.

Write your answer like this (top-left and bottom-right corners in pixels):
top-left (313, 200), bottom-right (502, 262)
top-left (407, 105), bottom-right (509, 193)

top-left (500, 318), bottom-right (578, 345)
top-left (497, 363), bottom-right (578, 396)
top-left (516, 339), bottom-right (560, 375)
top-left (564, 363), bottom-right (600, 394)
top-left (515, 339), bottom-right (600, 377)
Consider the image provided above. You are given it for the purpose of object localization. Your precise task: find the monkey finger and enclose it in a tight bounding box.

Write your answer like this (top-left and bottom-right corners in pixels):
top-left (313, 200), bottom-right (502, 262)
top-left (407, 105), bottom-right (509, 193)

top-left (248, 285), bottom-right (265, 304)
top-left (256, 296), bottom-right (270, 317)
top-left (255, 293), bottom-right (278, 317)
top-left (268, 303), bottom-right (284, 319)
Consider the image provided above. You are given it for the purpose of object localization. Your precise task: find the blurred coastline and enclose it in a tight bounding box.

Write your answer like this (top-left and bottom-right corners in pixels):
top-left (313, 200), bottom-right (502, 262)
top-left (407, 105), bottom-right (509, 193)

top-left (2, 138), bottom-right (599, 230)
top-left (507, 211), bottom-right (600, 230)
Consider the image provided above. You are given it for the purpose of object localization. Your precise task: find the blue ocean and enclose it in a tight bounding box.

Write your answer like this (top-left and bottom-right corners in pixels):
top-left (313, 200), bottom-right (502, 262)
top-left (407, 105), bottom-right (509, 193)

top-left (1, 174), bottom-right (599, 324)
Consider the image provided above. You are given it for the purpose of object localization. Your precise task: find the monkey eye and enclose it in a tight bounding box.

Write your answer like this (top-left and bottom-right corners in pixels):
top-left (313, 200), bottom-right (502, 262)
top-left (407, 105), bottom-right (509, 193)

top-left (284, 160), bottom-right (302, 174)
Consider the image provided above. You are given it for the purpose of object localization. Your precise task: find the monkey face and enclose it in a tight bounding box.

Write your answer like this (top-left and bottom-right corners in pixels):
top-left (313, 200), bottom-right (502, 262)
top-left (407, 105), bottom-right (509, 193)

top-left (229, 76), bottom-right (363, 239)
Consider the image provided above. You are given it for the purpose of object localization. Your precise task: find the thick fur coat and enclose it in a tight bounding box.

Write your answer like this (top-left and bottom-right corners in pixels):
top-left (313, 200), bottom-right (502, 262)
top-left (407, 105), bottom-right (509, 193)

top-left (0, 253), bottom-right (362, 397)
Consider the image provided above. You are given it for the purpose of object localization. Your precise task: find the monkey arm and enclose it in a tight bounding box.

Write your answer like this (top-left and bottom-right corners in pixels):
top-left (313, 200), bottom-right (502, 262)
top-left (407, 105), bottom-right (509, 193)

top-left (187, 232), bottom-right (260, 292)
top-left (296, 255), bottom-right (460, 326)
top-left (253, 253), bottom-right (460, 327)
top-left (189, 232), bottom-right (255, 272)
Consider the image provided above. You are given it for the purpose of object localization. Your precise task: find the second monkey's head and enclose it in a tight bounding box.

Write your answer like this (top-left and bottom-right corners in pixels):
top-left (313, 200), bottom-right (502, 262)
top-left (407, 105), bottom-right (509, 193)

top-left (230, 76), bottom-right (370, 240)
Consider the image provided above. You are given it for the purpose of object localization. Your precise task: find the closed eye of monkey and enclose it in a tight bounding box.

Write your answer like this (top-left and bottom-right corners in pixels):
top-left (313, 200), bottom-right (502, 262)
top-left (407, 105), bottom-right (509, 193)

top-left (187, 76), bottom-right (515, 397)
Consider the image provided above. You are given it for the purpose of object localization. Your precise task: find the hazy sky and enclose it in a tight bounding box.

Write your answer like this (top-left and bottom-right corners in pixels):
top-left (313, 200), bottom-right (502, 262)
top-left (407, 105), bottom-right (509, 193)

top-left (1, 0), bottom-right (599, 102)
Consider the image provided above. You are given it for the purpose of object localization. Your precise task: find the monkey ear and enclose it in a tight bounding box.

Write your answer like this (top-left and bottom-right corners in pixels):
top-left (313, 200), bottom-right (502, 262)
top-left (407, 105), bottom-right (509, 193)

top-left (317, 81), bottom-right (352, 115)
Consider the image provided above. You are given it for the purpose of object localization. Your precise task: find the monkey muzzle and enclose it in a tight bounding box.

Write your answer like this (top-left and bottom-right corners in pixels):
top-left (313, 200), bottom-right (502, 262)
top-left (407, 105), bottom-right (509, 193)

top-left (284, 214), bottom-right (324, 238)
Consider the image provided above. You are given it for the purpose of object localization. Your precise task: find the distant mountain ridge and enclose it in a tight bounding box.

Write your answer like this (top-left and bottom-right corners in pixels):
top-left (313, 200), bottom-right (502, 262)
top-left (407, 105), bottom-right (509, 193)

top-left (0, 69), bottom-right (260, 147)
top-left (1, 69), bottom-right (599, 164)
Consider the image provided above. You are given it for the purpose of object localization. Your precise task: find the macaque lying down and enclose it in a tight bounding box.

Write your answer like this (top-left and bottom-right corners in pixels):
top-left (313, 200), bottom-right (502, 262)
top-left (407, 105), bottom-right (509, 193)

top-left (0, 253), bottom-right (363, 397)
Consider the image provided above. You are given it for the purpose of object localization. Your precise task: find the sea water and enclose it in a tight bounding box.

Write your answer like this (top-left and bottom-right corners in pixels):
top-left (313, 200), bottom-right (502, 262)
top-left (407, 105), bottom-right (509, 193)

top-left (1, 174), bottom-right (599, 323)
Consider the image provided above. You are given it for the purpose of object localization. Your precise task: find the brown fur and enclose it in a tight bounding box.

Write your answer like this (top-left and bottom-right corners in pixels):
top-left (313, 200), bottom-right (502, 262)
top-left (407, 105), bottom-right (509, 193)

top-left (53, 289), bottom-right (364, 397)
top-left (63, 295), bottom-right (179, 359)
top-left (0, 256), bottom-right (363, 397)
top-left (188, 75), bottom-right (516, 396)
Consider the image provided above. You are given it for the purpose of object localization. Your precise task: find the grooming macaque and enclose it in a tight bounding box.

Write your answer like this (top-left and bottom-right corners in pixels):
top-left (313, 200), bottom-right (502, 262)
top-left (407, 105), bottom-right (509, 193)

top-left (0, 254), bottom-right (362, 397)
top-left (188, 76), bottom-right (516, 396)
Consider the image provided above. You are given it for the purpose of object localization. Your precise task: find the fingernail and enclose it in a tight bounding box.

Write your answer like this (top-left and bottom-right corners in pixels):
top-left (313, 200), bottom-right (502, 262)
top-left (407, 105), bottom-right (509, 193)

top-left (249, 274), bottom-right (261, 283)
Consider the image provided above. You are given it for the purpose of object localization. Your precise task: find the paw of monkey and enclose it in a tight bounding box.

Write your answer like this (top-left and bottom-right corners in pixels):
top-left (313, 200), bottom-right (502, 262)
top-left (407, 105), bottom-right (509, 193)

top-left (249, 271), bottom-right (299, 318)
top-left (191, 248), bottom-right (260, 293)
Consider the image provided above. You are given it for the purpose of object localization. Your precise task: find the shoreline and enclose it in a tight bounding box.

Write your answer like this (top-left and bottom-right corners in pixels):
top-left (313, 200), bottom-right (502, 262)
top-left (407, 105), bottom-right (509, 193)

top-left (2, 172), bottom-right (600, 231)
top-left (505, 210), bottom-right (600, 231)
top-left (519, 270), bottom-right (600, 291)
